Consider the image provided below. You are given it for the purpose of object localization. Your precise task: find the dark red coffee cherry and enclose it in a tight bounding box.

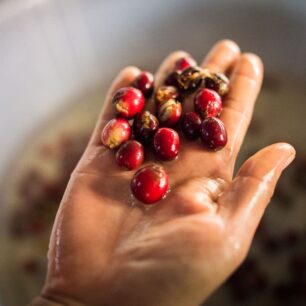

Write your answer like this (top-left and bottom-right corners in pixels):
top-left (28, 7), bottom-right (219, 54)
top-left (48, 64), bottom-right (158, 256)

top-left (181, 112), bottom-right (202, 140)
top-left (200, 117), bottom-right (227, 151)
top-left (174, 57), bottom-right (197, 71)
top-left (133, 111), bottom-right (159, 144)
top-left (133, 71), bottom-right (154, 97)
top-left (165, 71), bottom-right (180, 88)
top-left (116, 140), bottom-right (144, 170)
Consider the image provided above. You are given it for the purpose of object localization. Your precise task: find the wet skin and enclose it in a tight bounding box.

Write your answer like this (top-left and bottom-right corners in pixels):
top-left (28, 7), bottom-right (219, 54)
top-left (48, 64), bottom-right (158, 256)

top-left (30, 40), bottom-right (295, 306)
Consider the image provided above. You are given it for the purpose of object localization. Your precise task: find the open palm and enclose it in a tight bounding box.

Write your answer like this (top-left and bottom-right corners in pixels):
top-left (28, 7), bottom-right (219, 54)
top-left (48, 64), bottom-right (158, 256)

top-left (34, 41), bottom-right (295, 306)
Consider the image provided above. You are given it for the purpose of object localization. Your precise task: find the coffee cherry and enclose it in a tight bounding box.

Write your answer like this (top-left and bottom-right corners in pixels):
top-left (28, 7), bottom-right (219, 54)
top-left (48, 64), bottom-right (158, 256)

top-left (205, 72), bottom-right (230, 96)
top-left (131, 164), bottom-right (169, 204)
top-left (157, 99), bottom-right (182, 127)
top-left (101, 118), bottom-right (131, 149)
top-left (165, 57), bottom-right (197, 88)
top-left (194, 88), bottom-right (222, 119)
top-left (115, 140), bottom-right (144, 170)
top-left (133, 111), bottom-right (159, 144)
top-left (177, 66), bottom-right (205, 92)
top-left (181, 112), bottom-right (202, 140)
top-left (155, 86), bottom-right (180, 106)
top-left (200, 117), bottom-right (227, 151)
top-left (153, 128), bottom-right (180, 160)
top-left (174, 56), bottom-right (197, 71)
top-left (133, 71), bottom-right (154, 97)
top-left (112, 87), bottom-right (145, 119)
top-left (165, 70), bottom-right (180, 87)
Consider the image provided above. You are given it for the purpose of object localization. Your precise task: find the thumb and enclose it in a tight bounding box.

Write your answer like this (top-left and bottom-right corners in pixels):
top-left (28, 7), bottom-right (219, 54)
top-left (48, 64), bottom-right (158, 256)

top-left (219, 143), bottom-right (295, 238)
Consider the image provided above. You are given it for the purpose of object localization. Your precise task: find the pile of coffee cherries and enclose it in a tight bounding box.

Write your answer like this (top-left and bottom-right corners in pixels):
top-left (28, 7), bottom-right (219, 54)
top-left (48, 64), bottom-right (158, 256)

top-left (101, 57), bottom-right (229, 204)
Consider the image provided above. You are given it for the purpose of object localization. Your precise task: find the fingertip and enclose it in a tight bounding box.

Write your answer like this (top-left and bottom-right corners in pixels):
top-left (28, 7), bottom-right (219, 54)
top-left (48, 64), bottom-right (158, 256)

top-left (274, 142), bottom-right (296, 153)
top-left (202, 39), bottom-right (241, 72)
top-left (272, 142), bottom-right (296, 169)
top-left (167, 50), bottom-right (191, 60)
top-left (108, 66), bottom-right (141, 97)
top-left (216, 39), bottom-right (241, 54)
top-left (170, 50), bottom-right (191, 59)
top-left (154, 50), bottom-right (192, 88)
top-left (159, 50), bottom-right (191, 72)
top-left (238, 142), bottom-right (296, 179)
top-left (259, 142), bottom-right (296, 159)
top-left (234, 53), bottom-right (264, 79)
top-left (115, 66), bottom-right (141, 83)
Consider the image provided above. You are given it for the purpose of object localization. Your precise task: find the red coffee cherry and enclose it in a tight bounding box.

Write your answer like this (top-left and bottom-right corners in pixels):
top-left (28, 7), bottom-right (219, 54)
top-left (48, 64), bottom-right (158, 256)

top-left (112, 87), bottom-right (145, 119)
top-left (116, 140), bottom-right (144, 170)
top-left (101, 118), bottom-right (131, 149)
top-left (131, 164), bottom-right (169, 204)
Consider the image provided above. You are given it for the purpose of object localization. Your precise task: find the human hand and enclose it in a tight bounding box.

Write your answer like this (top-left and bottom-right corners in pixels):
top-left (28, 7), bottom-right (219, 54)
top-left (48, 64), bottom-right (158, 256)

top-left (31, 40), bottom-right (295, 306)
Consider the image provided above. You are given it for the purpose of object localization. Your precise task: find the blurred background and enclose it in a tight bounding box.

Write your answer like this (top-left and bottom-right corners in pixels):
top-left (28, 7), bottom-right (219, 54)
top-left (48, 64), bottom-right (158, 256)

top-left (0, 0), bottom-right (305, 305)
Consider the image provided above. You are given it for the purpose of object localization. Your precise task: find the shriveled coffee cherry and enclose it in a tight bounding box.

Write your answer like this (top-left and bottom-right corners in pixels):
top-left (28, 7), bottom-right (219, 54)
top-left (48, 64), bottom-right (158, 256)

top-left (181, 112), bottom-right (202, 140)
top-left (112, 87), bottom-right (145, 119)
top-left (157, 99), bottom-right (182, 127)
top-left (115, 140), bottom-right (144, 170)
top-left (174, 56), bottom-right (197, 71)
top-left (101, 118), bottom-right (131, 149)
top-left (165, 57), bottom-right (196, 87)
top-left (194, 88), bottom-right (222, 119)
top-left (155, 86), bottom-right (180, 106)
top-left (165, 70), bottom-right (180, 87)
top-left (133, 111), bottom-right (159, 143)
top-left (200, 117), bottom-right (227, 151)
top-left (132, 71), bottom-right (154, 97)
top-left (131, 164), bottom-right (169, 204)
top-left (177, 66), bottom-right (205, 91)
top-left (153, 128), bottom-right (180, 160)
top-left (205, 72), bottom-right (230, 96)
